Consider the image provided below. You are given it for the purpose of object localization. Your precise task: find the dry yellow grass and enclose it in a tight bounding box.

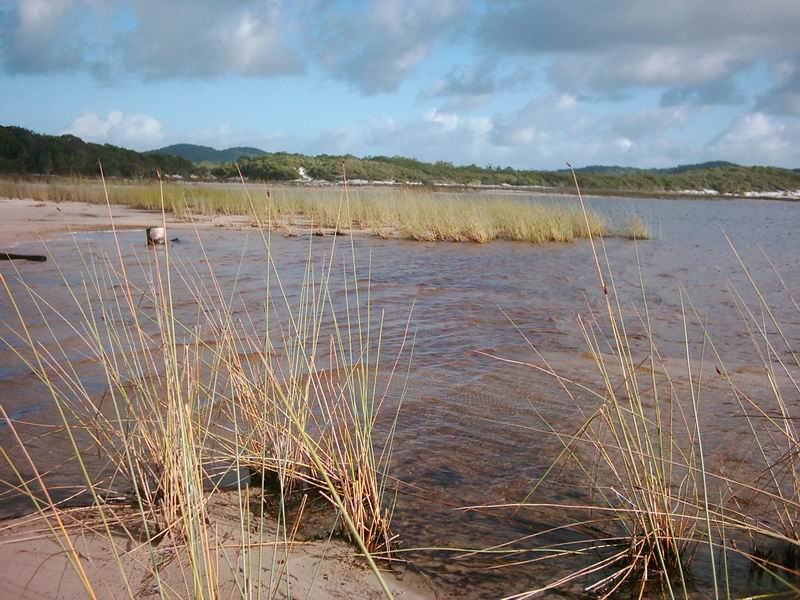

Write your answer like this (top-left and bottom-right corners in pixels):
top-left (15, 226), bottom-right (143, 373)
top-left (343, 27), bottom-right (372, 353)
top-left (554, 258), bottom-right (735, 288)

top-left (0, 177), bottom-right (648, 243)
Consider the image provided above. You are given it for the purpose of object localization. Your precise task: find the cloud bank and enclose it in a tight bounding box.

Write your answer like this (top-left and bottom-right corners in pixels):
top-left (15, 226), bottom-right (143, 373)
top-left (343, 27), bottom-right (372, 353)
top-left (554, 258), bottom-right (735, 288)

top-left (62, 111), bottom-right (164, 149)
top-left (3, 0), bottom-right (800, 167)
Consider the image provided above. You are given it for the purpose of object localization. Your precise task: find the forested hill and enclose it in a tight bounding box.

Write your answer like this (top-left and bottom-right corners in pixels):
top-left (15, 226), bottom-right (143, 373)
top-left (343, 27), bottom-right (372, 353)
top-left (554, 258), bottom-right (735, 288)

top-left (212, 153), bottom-right (800, 195)
top-left (2, 125), bottom-right (800, 196)
top-left (0, 126), bottom-right (195, 177)
top-left (148, 143), bottom-right (266, 163)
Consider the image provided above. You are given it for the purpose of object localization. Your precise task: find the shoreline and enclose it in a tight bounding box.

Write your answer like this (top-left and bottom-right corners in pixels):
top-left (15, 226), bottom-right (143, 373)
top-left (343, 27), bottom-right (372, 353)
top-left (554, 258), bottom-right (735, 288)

top-left (0, 195), bottom-right (438, 600)
top-left (0, 193), bottom-right (636, 247)
top-left (0, 491), bottom-right (437, 600)
top-left (0, 196), bottom-right (256, 248)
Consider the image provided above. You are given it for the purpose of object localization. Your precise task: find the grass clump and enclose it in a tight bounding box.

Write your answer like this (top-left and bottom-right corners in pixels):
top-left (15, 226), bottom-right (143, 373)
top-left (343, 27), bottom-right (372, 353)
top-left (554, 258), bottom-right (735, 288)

top-left (708, 239), bottom-right (800, 577)
top-left (0, 178), bottom-right (411, 598)
top-left (486, 174), bottom-right (798, 599)
top-left (501, 268), bottom-right (713, 597)
top-left (622, 212), bottom-right (650, 240)
top-left (0, 176), bottom-right (648, 243)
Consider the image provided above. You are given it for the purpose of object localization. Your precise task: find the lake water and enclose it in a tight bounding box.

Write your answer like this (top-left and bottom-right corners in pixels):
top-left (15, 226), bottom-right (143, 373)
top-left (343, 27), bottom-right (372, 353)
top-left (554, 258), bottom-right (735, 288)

top-left (1, 194), bottom-right (799, 598)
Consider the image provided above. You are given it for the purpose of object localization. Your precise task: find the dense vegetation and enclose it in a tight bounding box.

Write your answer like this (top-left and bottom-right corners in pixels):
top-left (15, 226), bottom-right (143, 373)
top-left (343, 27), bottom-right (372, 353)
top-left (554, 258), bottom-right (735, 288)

top-left (148, 143), bottom-right (266, 163)
top-left (3, 126), bottom-right (800, 195)
top-left (0, 126), bottom-right (195, 177)
top-left (209, 153), bottom-right (800, 194)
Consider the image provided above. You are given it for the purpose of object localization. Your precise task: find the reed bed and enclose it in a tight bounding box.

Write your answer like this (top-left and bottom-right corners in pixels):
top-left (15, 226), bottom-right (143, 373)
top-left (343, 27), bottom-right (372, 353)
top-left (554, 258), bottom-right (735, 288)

top-left (709, 239), bottom-right (800, 576)
top-left (0, 179), bottom-right (411, 598)
top-left (489, 252), bottom-right (715, 598)
top-left (0, 177), bottom-right (648, 243)
top-left (481, 172), bottom-right (800, 598)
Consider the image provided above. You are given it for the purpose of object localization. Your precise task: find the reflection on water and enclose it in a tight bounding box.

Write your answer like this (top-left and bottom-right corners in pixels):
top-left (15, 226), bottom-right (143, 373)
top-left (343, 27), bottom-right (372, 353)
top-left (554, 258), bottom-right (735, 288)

top-left (2, 194), bottom-right (799, 598)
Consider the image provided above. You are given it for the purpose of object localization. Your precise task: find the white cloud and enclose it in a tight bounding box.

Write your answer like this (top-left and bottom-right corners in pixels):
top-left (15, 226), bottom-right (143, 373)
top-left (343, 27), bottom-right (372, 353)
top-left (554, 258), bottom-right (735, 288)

top-left (321, 97), bottom-right (681, 169)
top-left (1, 0), bottom-right (87, 73)
top-left (615, 137), bottom-right (633, 152)
top-left (62, 111), bottom-right (164, 149)
top-left (18, 0), bottom-right (73, 29)
top-left (421, 60), bottom-right (535, 111)
top-left (478, 1), bottom-right (800, 105)
top-left (1, 0), bottom-right (302, 79)
top-left (490, 94), bottom-right (580, 147)
top-left (370, 96), bottom-right (710, 169)
top-left (757, 60), bottom-right (800, 115)
top-left (120, 0), bottom-right (301, 80)
top-left (612, 107), bottom-right (689, 140)
top-left (308, 0), bottom-right (470, 94)
top-left (423, 108), bottom-right (460, 131)
top-left (707, 111), bottom-right (799, 164)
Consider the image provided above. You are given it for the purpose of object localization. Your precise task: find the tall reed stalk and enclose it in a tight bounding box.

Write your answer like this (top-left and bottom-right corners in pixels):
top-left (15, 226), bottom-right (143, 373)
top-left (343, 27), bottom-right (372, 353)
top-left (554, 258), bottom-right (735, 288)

top-left (0, 172), bottom-right (410, 598)
top-left (473, 169), bottom-right (725, 599)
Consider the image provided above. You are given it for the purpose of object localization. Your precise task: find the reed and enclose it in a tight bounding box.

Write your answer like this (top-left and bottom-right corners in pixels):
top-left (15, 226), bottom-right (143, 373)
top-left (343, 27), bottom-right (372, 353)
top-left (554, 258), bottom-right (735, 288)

top-left (478, 172), bottom-right (800, 599)
top-left (703, 240), bottom-right (800, 579)
top-left (496, 266), bottom-right (713, 598)
top-left (0, 177), bottom-right (408, 598)
top-left (623, 212), bottom-right (650, 240)
top-left (0, 176), bottom-right (648, 243)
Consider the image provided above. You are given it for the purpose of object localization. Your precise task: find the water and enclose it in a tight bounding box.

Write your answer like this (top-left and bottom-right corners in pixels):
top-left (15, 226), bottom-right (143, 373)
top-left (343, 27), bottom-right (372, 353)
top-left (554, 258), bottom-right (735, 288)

top-left (1, 194), bottom-right (799, 598)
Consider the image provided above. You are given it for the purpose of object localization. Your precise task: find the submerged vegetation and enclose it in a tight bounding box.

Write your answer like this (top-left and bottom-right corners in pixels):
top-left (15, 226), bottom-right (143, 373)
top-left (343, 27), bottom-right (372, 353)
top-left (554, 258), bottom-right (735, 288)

top-left (0, 177), bottom-right (649, 243)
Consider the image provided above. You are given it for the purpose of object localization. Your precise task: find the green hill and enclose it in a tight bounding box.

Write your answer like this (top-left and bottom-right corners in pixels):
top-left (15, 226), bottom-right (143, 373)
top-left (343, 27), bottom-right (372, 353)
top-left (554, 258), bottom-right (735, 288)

top-left (0, 126), bottom-right (195, 177)
top-left (150, 143), bottom-right (267, 163)
top-left (210, 153), bottom-right (800, 195)
top-left (2, 125), bottom-right (799, 196)
top-left (567, 161), bottom-right (739, 176)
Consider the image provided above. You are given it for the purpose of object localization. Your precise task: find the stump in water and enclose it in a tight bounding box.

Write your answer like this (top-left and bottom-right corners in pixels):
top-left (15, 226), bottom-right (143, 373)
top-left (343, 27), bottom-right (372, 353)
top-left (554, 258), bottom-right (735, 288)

top-left (146, 226), bottom-right (166, 246)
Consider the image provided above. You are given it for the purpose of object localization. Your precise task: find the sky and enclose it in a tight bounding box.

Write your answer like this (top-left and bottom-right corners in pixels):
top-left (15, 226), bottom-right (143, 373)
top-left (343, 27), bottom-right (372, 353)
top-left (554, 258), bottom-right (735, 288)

top-left (2, 0), bottom-right (800, 170)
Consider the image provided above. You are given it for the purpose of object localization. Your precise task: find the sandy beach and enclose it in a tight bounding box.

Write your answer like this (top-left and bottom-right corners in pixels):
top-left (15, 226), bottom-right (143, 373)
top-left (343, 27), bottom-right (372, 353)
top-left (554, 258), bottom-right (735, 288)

top-left (0, 196), bottom-right (256, 248)
top-left (0, 492), bottom-right (437, 600)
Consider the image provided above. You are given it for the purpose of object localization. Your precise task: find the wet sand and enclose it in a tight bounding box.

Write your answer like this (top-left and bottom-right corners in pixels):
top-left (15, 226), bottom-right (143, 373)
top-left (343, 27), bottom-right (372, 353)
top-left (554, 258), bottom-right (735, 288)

top-left (0, 492), bottom-right (436, 600)
top-left (0, 196), bottom-right (256, 248)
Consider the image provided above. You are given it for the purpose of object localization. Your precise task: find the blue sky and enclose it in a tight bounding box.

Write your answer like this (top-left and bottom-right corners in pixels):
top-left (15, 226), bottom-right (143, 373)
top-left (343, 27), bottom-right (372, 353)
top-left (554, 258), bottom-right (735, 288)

top-left (2, 0), bottom-right (800, 169)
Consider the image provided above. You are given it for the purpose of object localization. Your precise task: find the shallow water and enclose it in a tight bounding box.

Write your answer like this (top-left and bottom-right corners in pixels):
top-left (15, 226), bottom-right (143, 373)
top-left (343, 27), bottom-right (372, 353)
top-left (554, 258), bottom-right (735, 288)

top-left (2, 194), bottom-right (799, 598)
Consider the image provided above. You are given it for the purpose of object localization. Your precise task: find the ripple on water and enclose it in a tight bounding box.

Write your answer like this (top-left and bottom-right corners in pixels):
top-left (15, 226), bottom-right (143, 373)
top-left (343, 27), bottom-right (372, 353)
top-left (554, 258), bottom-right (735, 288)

top-left (2, 196), bottom-right (800, 598)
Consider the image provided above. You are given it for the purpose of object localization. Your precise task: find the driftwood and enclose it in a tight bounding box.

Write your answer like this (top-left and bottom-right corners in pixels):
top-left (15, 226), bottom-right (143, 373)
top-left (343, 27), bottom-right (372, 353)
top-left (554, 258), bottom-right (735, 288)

top-left (0, 253), bottom-right (47, 262)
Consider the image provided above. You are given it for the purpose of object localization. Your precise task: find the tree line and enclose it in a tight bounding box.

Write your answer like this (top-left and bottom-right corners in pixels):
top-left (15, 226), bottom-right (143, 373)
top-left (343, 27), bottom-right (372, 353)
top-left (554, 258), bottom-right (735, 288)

top-left (2, 125), bottom-right (800, 195)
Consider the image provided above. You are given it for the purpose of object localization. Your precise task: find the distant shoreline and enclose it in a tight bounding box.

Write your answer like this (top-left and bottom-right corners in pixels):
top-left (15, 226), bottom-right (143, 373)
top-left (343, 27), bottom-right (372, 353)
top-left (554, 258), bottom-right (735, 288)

top-left (3, 173), bottom-right (800, 204)
top-left (3, 126), bottom-right (800, 202)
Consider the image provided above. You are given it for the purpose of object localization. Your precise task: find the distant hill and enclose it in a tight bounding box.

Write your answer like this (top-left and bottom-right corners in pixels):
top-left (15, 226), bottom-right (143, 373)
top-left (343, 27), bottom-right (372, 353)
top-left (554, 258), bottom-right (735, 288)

top-left (1, 126), bottom-right (799, 196)
top-left (150, 143), bottom-right (267, 163)
top-left (569, 165), bottom-right (644, 175)
top-left (658, 161), bottom-right (739, 174)
top-left (0, 125), bottom-right (196, 177)
top-left (212, 153), bottom-right (800, 195)
top-left (569, 161), bottom-right (740, 175)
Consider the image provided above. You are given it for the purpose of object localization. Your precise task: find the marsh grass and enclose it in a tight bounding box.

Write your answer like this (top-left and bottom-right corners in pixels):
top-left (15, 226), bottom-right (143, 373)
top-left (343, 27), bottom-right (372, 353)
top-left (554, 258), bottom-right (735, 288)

top-left (0, 175), bottom-right (410, 598)
top-left (474, 169), bottom-right (800, 599)
top-left (623, 212), bottom-right (650, 240)
top-left (705, 240), bottom-right (800, 579)
top-left (0, 176), bottom-right (648, 243)
top-left (489, 261), bottom-right (715, 598)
